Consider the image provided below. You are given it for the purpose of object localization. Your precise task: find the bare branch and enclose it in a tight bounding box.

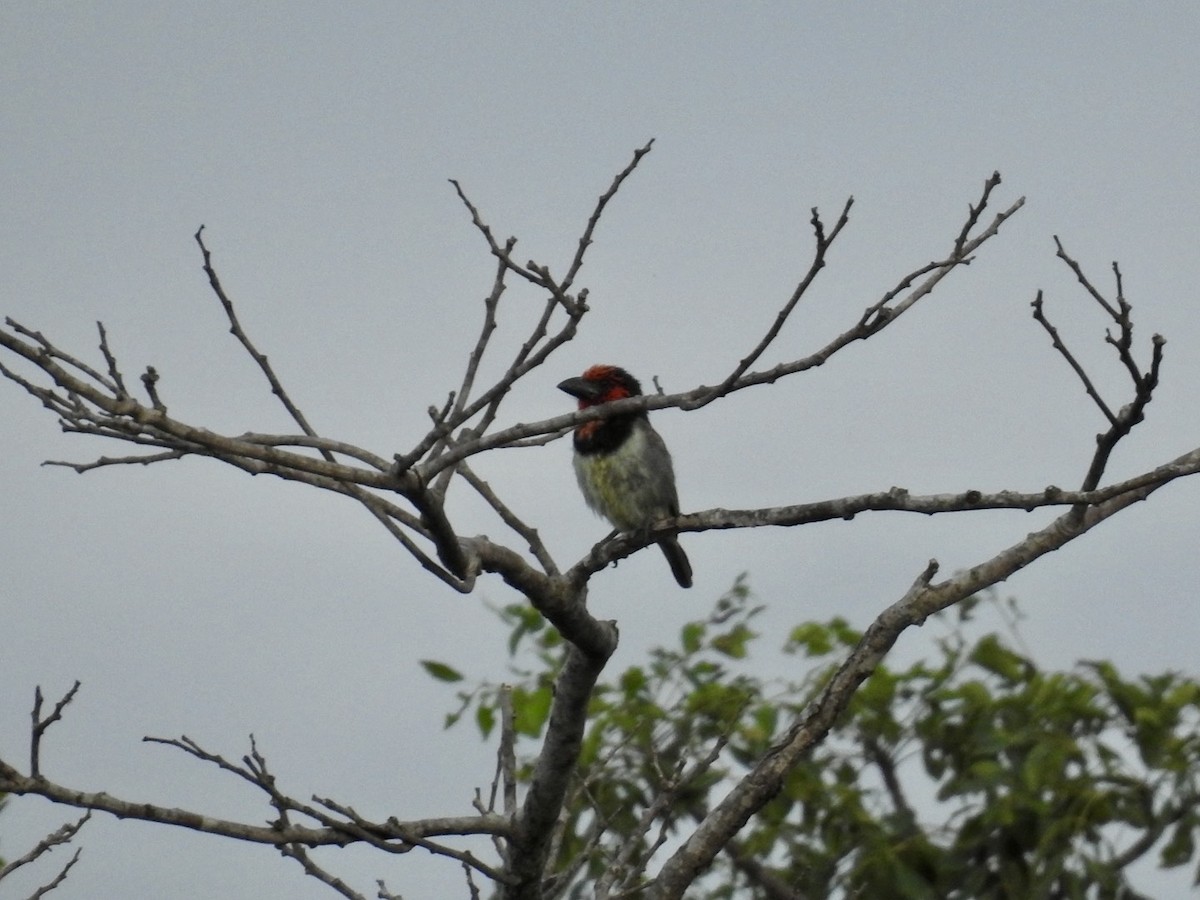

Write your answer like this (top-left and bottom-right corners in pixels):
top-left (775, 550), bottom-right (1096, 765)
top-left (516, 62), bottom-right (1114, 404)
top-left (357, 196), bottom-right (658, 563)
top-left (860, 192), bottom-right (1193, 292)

top-left (194, 226), bottom-right (320, 438)
top-left (42, 450), bottom-right (185, 472)
top-left (31, 682), bottom-right (80, 778)
top-left (568, 450), bottom-right (1200, 582)
top-left (193, 230), bottom-right (475, 574)
top-left (424, 182), bottom-right (1027, 479)
top-left (25, 848), bottom-right (82, 899)
top-left (0, 327), bottom-right (412, 490)
top-left (313, 796), bottom-right (511, 883)
top-left (464, 860), bottom-right (483, 900)
top-left (460, 462), bottom-right (558, 575)
top-left (685, 178), bottom-right (1025, 412)
top-left (698, 197), bottom-right (854, 403)
top-left (1031, 290), bottom-right (1118, 425)
top-left (1041, 240), bottom-right (1166, 494)
top-left (0, 753), bottom-right (509, 854)
top-left (5, 317), bottom-right (117, 394)
top-left (403, 144), bottom-right (655, 477)
top-left (449, 181), bottom-right (556, 297)
top-left (234, 433), bottom-right (392, 470)
top-left (394, 269), bottom-right (585, 474)
top-left (95, 321), bottom-right (128, 398)
top-left (0, 357), bottom-right (80, 419)
top-left (560, 139), bottom-right (654, 293)
top-left (280, 843), bottom-right (368, 900)
top-left (953, 170), bottom-right (1003, 258)
top-left (0, 812), bottom-right (89, 888)
top-left (1053, 235), bottom-right (1121, 320)
top-left (198, 230), bottom-right (484, 577)
top-left (0, 315), bottom-right (502, 588)
top-left (452, 240), bottom-right (512, 425)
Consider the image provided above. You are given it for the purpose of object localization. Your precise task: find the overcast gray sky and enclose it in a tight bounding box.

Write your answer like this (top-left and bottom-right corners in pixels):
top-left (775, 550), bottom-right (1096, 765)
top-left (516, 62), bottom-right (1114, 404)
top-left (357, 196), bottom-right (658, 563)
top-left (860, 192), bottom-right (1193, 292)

top-left (3, 3), bottom-right (1199, 897)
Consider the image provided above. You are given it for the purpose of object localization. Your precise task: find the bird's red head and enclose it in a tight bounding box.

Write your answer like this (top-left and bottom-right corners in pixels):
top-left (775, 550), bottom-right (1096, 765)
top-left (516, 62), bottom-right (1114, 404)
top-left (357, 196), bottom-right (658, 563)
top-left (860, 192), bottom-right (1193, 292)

top-left (557, 365), bottom-right (643, 409)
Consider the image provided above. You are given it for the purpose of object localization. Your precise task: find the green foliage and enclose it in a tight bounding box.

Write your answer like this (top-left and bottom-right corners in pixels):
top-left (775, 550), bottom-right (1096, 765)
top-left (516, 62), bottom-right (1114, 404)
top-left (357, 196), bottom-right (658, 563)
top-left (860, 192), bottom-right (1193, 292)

top-left (419, 660), bottom-right (464, 683)
top-left (425, 580), bottom-right (1200, 898)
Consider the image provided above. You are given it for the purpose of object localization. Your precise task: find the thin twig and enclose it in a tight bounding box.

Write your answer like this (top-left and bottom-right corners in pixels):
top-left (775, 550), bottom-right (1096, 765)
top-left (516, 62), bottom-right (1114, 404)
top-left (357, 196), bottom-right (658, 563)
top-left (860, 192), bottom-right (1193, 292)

top-left (6, 318), bottom-right (117, 394)
top-left (561, 139), bottom-right (655, 292)
top-left (193, 233), bottom-right (471, 579)
top-left (95, 322), bottom-right (128, 398)
top-left (315, 796), bottom-right (512, 883)
top-left (700, 197), bottom-right (854, 402)
top-left (1043, 240), bottom-right (1166, 496)
top-left (953, 171), bottom-right (1003, 258)
top-left (1054, 235), bottom-right (1120, 319)
top-left (464, 859), bottom-right (483, 900)
top-left (454, 240), bottom-right (512, 421)
top-left (194, 227), bottom-right (321, 439)
top-left (31, 682), bottom-right (81, 778)
top-left (43, 450), bottom-right (186, 472)
top-left (280, 843), bottom-right (368, 900)
top-left (0, 812), bottom-right (89, 881)
top-left (448, 181), bottom-right (549, 293)
top-left (401, 146), bottom-right (655, 477)
top-left (26, 847), bottom-right (82, 899)
top-left (1031, 290), bottom-right (1118, 426)
top-left (460, 461), bottom-right (558, 575)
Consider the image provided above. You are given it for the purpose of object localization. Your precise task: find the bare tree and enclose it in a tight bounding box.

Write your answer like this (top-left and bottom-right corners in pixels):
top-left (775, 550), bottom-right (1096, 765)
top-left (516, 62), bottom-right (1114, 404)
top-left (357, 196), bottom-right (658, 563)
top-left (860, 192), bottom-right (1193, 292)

top-left (1, 142), bottom-right (1193, 899)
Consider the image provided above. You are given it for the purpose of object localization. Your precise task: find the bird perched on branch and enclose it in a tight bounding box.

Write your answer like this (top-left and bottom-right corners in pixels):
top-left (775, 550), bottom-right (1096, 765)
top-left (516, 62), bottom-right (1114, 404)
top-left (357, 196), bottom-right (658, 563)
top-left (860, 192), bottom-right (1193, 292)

top-left (558, 365), bottom-right (692, 589)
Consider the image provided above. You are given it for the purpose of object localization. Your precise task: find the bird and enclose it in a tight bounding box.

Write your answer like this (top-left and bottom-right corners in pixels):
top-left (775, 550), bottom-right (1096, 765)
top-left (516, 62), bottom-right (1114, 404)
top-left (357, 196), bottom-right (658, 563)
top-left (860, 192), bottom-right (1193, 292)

top-left (557, 364), bottom-right (692, 588)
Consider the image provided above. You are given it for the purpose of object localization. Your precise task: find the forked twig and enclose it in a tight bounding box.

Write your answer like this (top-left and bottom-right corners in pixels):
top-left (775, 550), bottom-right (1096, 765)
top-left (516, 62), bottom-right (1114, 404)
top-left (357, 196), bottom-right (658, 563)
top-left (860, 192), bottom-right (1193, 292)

top-left (0, 811), bottom-right (89, 888)
top-left (700, 198), bottom-right (855, 402)
top-left (1035, 239), bottom-right (1165, 495)
top-left (31, 682), bottom-right (81, 778)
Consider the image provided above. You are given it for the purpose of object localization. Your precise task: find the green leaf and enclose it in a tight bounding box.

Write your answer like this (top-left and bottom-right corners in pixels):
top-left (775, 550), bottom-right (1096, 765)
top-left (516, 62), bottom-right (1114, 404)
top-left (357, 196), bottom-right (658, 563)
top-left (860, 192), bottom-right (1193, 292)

top-left (512, 684), bottom-right (553, 737)
top-left (968, 634), bottom-right (1027, 683)
top-left (681, 621), bottom-right (705, 654)
top-left (620, 666), bottom-right (647, 695)
top-left (711, 623), bottom-right (755, 659)
top-left (1161, 816), bottom-right (1196, 868)
top-left (475, 703), bottom-right (496, 739)
top-left (786, 622), bottom-right (833, 657)
top-left (420, 659), bottom-right (464, 682)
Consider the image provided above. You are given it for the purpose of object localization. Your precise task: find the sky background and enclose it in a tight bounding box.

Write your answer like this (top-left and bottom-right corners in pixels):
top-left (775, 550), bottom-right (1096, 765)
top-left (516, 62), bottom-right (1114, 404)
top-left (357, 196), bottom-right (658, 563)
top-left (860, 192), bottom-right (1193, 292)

top-left (3, 3), bottom-right (1199, 897)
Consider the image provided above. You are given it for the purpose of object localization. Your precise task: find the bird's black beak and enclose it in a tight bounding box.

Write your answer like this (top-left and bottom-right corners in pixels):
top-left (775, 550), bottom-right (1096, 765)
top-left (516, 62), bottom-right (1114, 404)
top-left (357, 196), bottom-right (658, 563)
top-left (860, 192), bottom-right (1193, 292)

top-left (558, 376), bottom-right (603, 401)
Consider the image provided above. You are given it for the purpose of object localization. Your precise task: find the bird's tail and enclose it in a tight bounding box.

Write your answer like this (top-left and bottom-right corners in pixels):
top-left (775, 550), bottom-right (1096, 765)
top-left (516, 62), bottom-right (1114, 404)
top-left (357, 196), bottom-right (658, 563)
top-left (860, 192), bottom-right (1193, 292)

top-left (658, 537), bottom-right (693, 589)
